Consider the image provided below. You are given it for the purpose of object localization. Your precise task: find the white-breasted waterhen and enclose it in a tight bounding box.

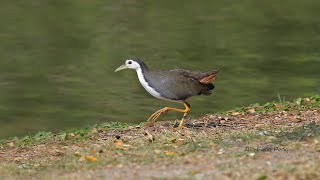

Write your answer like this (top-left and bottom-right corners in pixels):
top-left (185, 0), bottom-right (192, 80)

top-left (115, 58), bottom-right (219, 128)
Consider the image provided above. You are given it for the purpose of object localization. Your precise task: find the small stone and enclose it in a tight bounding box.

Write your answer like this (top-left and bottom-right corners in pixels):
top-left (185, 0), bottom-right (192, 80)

top-left (217, 148), bottom-right (224, 155)
top-left (258, 131), bottom-right (269, 136)
top-left (17, 163), bottom-right (29, 169)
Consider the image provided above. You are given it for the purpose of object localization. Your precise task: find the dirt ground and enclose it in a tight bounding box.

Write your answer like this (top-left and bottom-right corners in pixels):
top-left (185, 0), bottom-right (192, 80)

top-left (0, 100), bottom-right (320, 179)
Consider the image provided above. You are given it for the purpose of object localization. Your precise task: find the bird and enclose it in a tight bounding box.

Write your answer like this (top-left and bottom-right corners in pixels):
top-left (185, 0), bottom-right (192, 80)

top-left (115, 58), bottom-right (219, 128)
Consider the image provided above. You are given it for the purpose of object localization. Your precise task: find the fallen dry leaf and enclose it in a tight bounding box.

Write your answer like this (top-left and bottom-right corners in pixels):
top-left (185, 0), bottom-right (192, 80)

top-left (84, 155), bottom-right (97, 162)
top-left (275, 104), bottom-right (284, 109)
top-left (114, 140), bottom-right (129, 150)
top-left (246, 108), bottom-right (255, 114)
top-left (164, 151), bottom-right (175, 156)
top-left (231, 112), bottom-right (241, 116)
top-left (177, 139), bottom-right (184, 145)
top-left (254, 123), bottom-right (264, 128)
top-left (7, 142), bottom-right (14, 147)
top-left (114, 139), bottom-right (124, 148)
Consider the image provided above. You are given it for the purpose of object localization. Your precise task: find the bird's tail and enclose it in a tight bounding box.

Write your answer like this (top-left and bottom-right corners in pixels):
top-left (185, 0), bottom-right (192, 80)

top-left (199, 69), bottom-right (219, 84)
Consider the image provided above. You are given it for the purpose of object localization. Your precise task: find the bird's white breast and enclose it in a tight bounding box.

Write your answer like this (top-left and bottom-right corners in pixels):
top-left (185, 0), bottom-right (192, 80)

top-left (136, 68), bottom-right (165, 100)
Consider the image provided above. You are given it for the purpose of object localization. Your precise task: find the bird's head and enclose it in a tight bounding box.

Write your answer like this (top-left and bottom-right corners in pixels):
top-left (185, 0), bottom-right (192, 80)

top-left (115, 59), bottom-right (146, 72)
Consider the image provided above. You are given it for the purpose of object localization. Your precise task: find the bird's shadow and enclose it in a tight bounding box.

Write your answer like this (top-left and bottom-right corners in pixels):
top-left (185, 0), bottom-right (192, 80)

top-left (170, 121), bottom-right (225, 129)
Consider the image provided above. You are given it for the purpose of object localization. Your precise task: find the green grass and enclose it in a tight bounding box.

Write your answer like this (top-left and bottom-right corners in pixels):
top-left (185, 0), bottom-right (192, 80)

top-left (230, 94), bottom-right (320, 114)
top-left (0, 121), bottom-right (135, 147)
top-left (275, 122), bottom-right (320, 142)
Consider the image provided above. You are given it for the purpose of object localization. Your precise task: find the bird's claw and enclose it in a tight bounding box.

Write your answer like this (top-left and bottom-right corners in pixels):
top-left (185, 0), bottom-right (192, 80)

top-left (172, 119), bottom-right (186, 130)
top-left (147, 108), bottom-right (168, 124)
top-left (173, 126), bottom-right (186, 131)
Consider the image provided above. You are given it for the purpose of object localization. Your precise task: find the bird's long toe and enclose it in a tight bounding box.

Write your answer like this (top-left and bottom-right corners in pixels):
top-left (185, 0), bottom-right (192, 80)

top-left (173, 124), bottom-right (186, 131)
top-left (147, 108), bottom-right (168, 123)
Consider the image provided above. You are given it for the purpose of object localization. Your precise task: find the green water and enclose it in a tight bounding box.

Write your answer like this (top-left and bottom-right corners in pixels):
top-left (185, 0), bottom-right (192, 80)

top-left (0, 1), bottom-right (319, 138)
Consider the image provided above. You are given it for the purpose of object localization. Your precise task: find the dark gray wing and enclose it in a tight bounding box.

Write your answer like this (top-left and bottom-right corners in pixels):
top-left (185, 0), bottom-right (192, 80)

top-left (145, 70), bottom-right (210, 101)
top-left (170, 69), bottom-right (219, 84)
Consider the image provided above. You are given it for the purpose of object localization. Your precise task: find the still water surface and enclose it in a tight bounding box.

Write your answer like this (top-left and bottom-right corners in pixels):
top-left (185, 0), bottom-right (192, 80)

top-left (0, 1), bottom-right (319, 137)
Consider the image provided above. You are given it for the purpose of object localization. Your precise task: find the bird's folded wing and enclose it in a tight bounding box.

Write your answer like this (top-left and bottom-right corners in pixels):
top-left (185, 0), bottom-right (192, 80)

top-left (170, 69), bottom-right (219, 84)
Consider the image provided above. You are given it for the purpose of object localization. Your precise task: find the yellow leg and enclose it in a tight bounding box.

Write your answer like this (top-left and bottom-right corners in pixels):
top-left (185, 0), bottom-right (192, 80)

top-left (147, 102), bottom-right (190, 128)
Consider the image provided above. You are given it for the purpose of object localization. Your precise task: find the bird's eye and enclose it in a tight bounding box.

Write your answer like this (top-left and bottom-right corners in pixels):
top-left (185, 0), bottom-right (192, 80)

top-left (128, 61), bottom-right (132, 64)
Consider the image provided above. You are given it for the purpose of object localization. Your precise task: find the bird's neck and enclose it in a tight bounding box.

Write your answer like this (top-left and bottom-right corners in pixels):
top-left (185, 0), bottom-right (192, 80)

top-left (138, 61), bottom-right (149, 73)
top-left (135, 61), bottom-right (149, 82)
top-left (136, 67), bottom-right (149, 81)
top-left (135, 67), bottom-right (164, 99)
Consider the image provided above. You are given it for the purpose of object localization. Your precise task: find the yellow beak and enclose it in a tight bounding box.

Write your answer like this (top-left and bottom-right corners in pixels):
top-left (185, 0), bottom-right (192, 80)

top-left (115, 64), bottom-right (128, 72)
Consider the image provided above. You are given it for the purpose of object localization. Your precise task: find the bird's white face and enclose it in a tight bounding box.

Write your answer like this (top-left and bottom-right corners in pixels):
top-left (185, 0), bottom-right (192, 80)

top-left (115, 59), bottom-right (141, 72)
